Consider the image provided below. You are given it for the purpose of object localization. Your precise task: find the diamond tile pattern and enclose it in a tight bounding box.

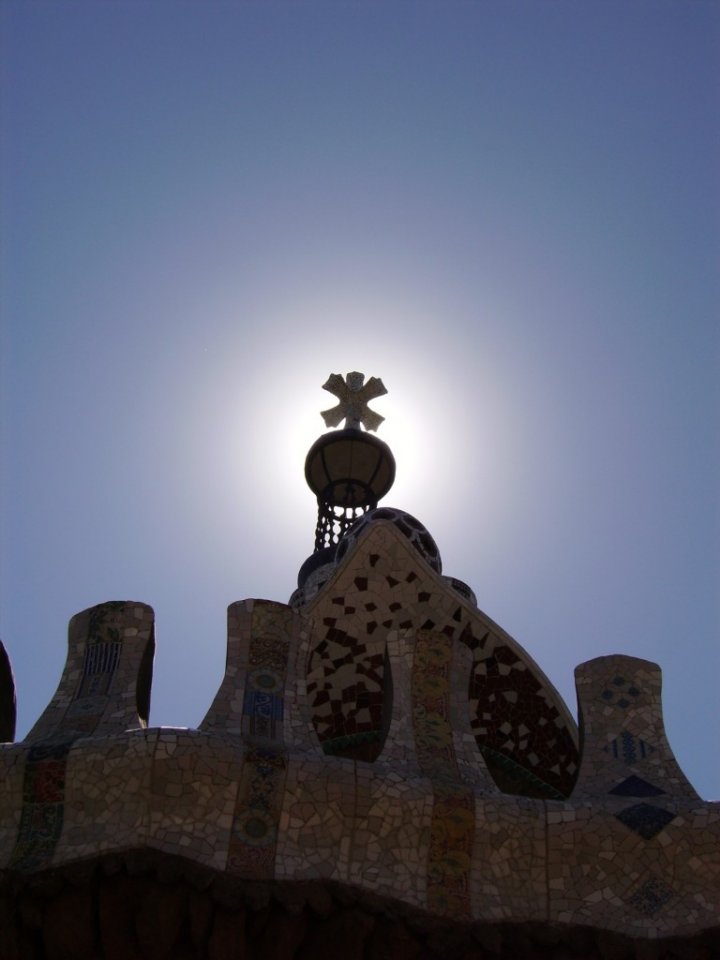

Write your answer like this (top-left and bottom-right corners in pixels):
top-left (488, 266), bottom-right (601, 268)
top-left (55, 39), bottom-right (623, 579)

top-left (609, 775), bottom-right (665, 798)
top-left (616, 802), bottom-right (676, 840)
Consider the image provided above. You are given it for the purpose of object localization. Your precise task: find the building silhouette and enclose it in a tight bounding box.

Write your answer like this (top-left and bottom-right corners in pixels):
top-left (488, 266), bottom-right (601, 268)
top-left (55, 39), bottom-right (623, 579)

top-left (0, 374), bottom-right (717, 959)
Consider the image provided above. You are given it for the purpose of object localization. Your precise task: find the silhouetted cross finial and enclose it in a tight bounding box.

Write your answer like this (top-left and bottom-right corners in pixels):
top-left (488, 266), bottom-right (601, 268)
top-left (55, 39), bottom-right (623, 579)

top-left (321, 371), bottom-right (387, 432)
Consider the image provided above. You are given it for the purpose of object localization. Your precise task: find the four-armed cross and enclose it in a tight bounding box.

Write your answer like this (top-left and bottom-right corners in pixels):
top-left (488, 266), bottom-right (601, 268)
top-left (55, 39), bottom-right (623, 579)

top-left (321, 371), bottom-right (387, 432)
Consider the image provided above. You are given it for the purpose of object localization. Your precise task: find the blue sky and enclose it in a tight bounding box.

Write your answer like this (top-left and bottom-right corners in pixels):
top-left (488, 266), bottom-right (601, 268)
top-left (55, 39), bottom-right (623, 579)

top-left (1, 1), bottom-right (718, 798)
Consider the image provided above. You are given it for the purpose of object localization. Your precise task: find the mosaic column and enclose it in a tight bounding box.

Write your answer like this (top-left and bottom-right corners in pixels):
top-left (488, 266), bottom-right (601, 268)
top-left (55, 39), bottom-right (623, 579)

top-left (411, 630), bottom-right (489, 921)
top-left (372, 631), bottom-right (417, 777)
top-left (377, 628), bottom-right (495, 787)
top-left (374, 630), bottom-right (499, 920)
top-left (201, 599), bottom-right (317, 750)
top-left (201, 600), bottom-right (321, 880)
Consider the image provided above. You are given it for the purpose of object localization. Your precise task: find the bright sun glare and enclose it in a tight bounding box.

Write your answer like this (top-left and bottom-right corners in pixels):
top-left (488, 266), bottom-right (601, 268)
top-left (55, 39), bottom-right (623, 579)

top-left (207, 292), bottom-right (520, 561)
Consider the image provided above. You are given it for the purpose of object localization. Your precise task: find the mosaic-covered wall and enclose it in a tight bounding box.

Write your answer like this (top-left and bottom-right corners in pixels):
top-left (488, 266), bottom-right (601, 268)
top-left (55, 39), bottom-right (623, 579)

top-left (0, 514), bottom-right (717, 954)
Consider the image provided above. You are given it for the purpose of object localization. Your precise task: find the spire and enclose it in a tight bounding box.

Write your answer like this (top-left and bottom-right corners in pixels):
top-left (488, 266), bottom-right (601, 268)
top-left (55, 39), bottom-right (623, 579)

top-left (299, 373), bottom-right (396, 581)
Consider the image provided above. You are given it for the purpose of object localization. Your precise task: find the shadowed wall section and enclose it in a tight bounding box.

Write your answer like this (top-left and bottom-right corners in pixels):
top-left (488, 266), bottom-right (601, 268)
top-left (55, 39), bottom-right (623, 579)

top-left (0, 641), bottom-right (16, 744)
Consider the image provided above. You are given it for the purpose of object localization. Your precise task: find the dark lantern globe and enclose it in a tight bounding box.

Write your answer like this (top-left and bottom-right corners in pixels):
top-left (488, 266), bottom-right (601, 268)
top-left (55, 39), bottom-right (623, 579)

top-left (305, 427), bottom-right (395, 510)
top-left (305, 427), bottom-right (396, 554)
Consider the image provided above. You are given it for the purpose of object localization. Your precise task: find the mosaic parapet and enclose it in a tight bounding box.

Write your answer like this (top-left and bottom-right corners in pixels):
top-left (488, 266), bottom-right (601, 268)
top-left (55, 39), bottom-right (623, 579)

top-left (24, 601), bottom-right (155, 745)
top-left (0, 640), bottom-right (16, 743)
top-left (0, 529), bottom-right (718, 938)
top-left (546, 797), bottom-right (720, 940)
top-left (1, 727), bottom-right (716, 937)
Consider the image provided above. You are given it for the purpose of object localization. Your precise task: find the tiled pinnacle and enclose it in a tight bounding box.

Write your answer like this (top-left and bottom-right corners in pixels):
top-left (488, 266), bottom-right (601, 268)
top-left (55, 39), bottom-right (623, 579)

top-left (23, 601), bottom-right (155, 744)
top-left (200, 599), bottom-right (322, 754)
top-left (571, 655), bottom-right (698, 803)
